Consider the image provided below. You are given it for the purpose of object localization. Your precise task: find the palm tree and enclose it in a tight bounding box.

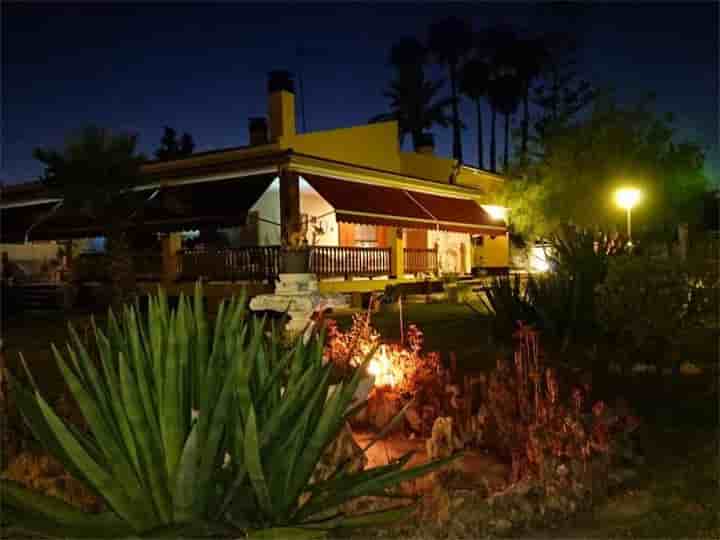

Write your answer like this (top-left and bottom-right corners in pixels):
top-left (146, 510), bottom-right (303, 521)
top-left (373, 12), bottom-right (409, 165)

top-left (508, 36), bottom-right (548, 162)
top-left (459, 58), bottom-right (491, 169)
top-left (371, 37), bottom-right (452, 150)
top-left (487, 72), bottom-right (523, 173)
top-left (370, 74), bottom-right (452, 150)
top-left (428, 16), bottom-right (474, 162)
top-left (34, 126), bottom-right (145, 306)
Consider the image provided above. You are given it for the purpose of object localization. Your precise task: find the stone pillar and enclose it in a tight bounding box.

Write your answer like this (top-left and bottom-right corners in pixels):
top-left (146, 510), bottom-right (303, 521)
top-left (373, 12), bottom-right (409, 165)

top-left (249, 273), bottom-right (348, 336)
top-left (390, 227), bottom-right (405, 278)
top-left (161, 233), bottom-right (181, 286)
top-left (280, 169), bottom-right (301, 245)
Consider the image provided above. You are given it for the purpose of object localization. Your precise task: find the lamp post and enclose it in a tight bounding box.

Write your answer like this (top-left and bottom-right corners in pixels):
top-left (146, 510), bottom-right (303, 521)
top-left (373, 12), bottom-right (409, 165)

top-left (615, 188), bottom-right (642, 245)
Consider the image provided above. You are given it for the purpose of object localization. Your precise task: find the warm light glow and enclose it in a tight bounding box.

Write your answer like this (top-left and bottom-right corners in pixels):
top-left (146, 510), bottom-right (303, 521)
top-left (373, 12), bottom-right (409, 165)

top-left (367, 345), bottom-right (402, 387)
top-left (482, 205), bottom-right (508, 221)
top-left (615, 188), bottom-right (642, 210)
top-left (530, 245), bottom-right (550, 273)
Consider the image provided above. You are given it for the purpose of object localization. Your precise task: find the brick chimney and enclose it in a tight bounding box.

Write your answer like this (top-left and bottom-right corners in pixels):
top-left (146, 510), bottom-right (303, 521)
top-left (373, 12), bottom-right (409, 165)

top-left (268, 70), bottom-right (296, 141)
top-left (248, 117), bottom-right (269, 146)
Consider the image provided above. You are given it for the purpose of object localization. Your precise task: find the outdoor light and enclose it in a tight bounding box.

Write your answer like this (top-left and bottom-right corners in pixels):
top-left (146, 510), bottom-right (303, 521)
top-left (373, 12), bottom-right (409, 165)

top-left (530, 244), bottom-right (551, 273)
top-left (482, 205), bottom-right (508, 221)
top-left (614, 187), bottom-right (642, 244)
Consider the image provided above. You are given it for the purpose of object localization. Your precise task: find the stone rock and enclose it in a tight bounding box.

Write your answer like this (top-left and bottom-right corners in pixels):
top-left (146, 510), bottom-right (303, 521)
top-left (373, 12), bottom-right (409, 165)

top-left (406, 406), bottom-right (422, 432)
top-left (491, 518), bottom-right (513, 533)
top-left (250, 273), bottom-right (349, 335)
top-left (311, 422), bottom-right (366, 485)
top-left (366, 388), bottom-right (403, 431)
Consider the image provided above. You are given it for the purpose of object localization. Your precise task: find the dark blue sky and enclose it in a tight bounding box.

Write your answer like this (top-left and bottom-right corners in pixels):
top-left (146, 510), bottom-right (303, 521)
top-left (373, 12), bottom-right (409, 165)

top-left (2, 2), bottom-right (718, 185)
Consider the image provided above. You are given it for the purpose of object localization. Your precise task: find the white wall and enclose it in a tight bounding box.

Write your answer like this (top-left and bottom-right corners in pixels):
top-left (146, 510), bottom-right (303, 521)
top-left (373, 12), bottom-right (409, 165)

top-left (427, 229), bottom-right (472, 274)
top-left (248, 176), bottom-right (340, 247)
top-left (299, 177), bottom-right (338, 246)
top-left (251, 177), bottom-right (282, 245)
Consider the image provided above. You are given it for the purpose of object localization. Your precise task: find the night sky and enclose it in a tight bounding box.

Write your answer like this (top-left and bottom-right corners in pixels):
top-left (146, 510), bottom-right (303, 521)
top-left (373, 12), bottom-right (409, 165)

top-left (2, 2), bottom-right (718, 185)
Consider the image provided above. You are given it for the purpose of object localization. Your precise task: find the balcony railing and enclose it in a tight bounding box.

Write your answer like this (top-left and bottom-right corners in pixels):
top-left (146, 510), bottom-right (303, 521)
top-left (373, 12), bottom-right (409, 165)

top-left (404, 247), bottom-right (438, 275)
top-left (310, 246), bottom-right (391, 278)
top-left (175, 245), bottom-right (392, 282)
top-left (178, 246), bottom-right (281, 282)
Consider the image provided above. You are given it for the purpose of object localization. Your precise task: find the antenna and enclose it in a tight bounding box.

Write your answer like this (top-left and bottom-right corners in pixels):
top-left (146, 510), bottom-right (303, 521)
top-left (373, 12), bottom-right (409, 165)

top-left (297, 44), bottom-right (308, 133)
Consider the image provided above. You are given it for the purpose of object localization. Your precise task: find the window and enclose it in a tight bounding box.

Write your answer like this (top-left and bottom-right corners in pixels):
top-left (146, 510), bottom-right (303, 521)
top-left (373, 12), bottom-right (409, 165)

top-left (354, 224), bottom-right (377, 247)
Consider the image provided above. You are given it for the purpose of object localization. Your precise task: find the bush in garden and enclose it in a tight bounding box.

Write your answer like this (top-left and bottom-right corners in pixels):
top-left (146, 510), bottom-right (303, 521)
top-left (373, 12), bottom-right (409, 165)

top-left (2, 283), bottom-right (455, 539)
top-left (596, 254), bottom-right (693, 373)
top-left (477, 325), bottom-right (640, 496)
top-left (324, 314), bottom-right (448, 434)
top-left (476, 274), bottom-right (537, 349)
top-left (536, 229), bottom-right (624, 351)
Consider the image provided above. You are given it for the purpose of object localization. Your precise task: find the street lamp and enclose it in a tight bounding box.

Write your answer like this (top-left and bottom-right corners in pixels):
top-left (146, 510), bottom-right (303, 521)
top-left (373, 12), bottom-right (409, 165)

top-left (615, 187), bottom-right (642, 244)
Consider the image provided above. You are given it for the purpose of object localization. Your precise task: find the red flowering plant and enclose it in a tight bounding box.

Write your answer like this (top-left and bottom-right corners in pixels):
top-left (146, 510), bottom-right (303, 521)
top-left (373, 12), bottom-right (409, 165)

top-left (322, 311), bottom-right (450, 433)
top-left (478, 324), bottom-right (641, 497)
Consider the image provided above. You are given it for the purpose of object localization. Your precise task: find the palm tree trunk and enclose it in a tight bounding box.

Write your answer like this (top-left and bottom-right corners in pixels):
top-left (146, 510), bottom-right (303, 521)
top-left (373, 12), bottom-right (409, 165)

top-left (449, 65), bottom-right (463, 162)
top-left (476, 99), bottom-right (484, 169)
top-left (521, 88), bottom-right (529, 162)
top-left (490, 107), bottom-right (497, 172)
top-left (106, 225), bottom-right (136, 310)
top-left (504, 113), bottom-right (510, 173)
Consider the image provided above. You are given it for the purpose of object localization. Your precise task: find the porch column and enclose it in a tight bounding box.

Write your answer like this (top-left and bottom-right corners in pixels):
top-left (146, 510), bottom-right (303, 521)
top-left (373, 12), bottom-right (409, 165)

top-left (161, 233), bottom-right (182, 285)
top-left (390, 227), bottom-right (404, 278)
top-left (280, 169), bottom-right (302, 245)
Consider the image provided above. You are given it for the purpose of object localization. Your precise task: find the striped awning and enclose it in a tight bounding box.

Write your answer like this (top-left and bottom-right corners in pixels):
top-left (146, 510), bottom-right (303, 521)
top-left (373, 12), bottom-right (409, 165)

top-left (303, 174), bottom-right (505, 234)
top-left (23, 174), bottom-right (276, 240)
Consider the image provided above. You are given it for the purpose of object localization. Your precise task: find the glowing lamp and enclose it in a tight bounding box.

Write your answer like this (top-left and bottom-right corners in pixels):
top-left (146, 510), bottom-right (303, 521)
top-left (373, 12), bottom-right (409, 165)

top-left (482, 205), bottom-right (508, 221)
top-left (615, 188), bottom-right (641, 210)
top-left (614, 187), bottom-right (642, 244)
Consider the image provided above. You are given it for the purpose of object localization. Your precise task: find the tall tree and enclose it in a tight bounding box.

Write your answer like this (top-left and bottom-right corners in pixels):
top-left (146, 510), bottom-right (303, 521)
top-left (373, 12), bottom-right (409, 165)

top-left (155, 127), bottom-right (195, 160)
top-left (510, 36), bottom-right (548, 162)
top-left (532, 94), bottom-right (707, 240)
top-left (460, 57), bottom-right (491, 169)
top-left (531, 32), bottom-right (595, 152)
top-left (428, 16), bottom-right (473, 162)
top-left (370, 75), bottom-right (452, 150)
top-left (488, 72), bottom-right (523, 173)
top-left (480, 25), bottom-right (521, 173)
top-left (34, 126), bottom-right (145, 306)
top-left (371, 37), bottom-right (452, 150)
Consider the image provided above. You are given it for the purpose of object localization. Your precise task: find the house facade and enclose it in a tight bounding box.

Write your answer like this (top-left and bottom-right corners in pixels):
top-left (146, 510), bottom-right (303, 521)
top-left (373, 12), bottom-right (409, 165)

top-left (1, 71), bottom-right (508, 294)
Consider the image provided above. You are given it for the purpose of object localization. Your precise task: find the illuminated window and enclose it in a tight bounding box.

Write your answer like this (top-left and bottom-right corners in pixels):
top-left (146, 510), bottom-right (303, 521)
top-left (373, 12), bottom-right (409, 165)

top-left (354, 224), bottom-right (377, 247)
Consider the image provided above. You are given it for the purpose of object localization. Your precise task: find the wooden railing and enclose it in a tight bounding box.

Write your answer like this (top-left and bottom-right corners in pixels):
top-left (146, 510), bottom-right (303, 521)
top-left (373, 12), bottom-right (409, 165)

top-left (404, 247), bottom-right (438, 275)
top-left (178, 246), bottom-right (281, 282)
top-left (177, 245), bottom-right (392, 281)
top-left (310, 246), bottom-right (391, 278)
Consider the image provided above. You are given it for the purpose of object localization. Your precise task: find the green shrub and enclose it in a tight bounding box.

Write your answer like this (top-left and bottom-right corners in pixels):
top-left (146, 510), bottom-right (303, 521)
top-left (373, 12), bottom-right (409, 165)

top-left (596, 255), bottom-right (691, 372)
top-left (476, 274), bottom-right (536, 348)
top-left (2, 283), bottom-right (453, 538)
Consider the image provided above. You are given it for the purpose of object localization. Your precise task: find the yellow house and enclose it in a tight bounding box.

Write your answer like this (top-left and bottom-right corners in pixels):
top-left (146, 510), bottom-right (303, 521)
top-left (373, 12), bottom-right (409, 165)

top-left (1, 70), bottom-right (509, 294)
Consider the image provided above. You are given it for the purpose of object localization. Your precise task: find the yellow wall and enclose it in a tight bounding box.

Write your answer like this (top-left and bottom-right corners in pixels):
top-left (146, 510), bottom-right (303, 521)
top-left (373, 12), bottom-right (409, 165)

top-left (399, 152), bottom-right (455, 183)
top-left (472, 233), bottom-right (509, 268)
top-left (455, 166), bottom-right (505, 199)
top-left (281, 122), bottom-right (402, 171)
top-left (269, 90), bottom-right (296, 140)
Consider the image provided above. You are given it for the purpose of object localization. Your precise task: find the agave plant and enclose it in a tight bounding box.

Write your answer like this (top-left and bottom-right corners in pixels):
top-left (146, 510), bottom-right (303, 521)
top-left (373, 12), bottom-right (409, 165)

top-left (2, 283), bottom-right (455, 538)
top-left (475, 274), bottom-right (537, 349)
